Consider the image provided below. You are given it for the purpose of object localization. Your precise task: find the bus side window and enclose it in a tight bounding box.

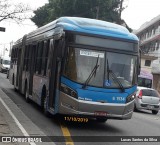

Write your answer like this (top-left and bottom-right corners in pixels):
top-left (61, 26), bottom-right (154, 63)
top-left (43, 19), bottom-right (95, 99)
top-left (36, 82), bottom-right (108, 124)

top-left (47, 39), bottom-right (54, 75)
top-left (35, 43), bottom-right (39, 74)
top-left (39, 42), bottom-right (44, 75)
top-left (30, 44), bottom-right (37, 74)
top-left (28, 45), bottom-right (32, 71)
top-left (23, 46), bottom-right (28, 71)
top-left (41, 40), bottom-right (50, 76)
top-left (35, 41), bottom-right (44, 75)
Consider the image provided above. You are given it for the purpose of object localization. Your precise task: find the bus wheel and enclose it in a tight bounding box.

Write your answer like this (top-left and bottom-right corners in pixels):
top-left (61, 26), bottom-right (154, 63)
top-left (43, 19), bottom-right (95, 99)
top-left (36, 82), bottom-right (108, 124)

top-left (25, 85), bottom-right (30, 103)
top-left (96, 118), bottom-right (107, 123)
top-left (42, 96), bottom-right (51, 117)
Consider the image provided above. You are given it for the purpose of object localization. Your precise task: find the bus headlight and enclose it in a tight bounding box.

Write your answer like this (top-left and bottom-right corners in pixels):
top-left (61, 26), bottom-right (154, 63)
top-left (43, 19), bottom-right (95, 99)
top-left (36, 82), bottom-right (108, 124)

top-left (126, 94), bottom-right (135, 103)
top-left (61, 84), bottom-right (78, 99)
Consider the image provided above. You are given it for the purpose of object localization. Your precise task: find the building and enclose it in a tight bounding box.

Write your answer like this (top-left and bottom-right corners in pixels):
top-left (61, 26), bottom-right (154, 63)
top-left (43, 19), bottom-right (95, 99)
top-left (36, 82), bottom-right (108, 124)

top-left (135, 15), bottom-right (160, 59)
top-left (140, 54), bottom-right (157, 73)
top-left (135, 14), bottom-right (160, 91)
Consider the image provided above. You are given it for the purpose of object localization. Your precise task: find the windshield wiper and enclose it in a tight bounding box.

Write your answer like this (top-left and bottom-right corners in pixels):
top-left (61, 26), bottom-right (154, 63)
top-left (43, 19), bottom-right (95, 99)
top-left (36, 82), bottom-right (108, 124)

top-left (106, 59), bottom-right (125, 92)
top-left (82, 55), bottom-right (99, 89)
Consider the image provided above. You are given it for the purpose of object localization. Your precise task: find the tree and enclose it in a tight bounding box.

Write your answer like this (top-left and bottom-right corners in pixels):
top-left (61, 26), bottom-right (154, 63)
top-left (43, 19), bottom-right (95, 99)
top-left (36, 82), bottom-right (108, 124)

top-left (0, 0), bottom-right (31, 23)
top-left (31, 0), bottom-right (125, 28)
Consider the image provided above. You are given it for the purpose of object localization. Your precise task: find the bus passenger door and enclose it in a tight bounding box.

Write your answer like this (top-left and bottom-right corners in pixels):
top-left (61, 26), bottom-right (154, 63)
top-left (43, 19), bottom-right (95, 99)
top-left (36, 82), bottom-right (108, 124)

top-left (48, 39), bottom-right (57, 109)
top-left (48, 39), bottom-right (64, 109)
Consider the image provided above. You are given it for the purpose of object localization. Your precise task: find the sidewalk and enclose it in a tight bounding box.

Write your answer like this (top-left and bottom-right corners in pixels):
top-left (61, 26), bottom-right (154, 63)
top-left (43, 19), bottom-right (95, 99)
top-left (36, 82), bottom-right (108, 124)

top-left (0, 109), bottom-right (12, 136)
top-left (0, 92), bottom-right (25, 145)
top-left (0, 89), bottom-right (56, 145)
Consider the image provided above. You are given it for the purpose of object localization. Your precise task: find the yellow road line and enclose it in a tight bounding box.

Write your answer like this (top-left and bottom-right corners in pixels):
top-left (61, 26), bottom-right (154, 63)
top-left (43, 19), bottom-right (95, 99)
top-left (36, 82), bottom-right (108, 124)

top-left (60, 123), bottom-right (74, 145)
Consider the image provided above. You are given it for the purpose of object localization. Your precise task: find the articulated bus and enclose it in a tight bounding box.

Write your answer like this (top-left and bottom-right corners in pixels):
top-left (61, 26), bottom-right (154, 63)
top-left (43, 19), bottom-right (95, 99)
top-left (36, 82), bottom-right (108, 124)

top-left (9, 17), bottom-right (139, 122)
top-left (138, 69), bottom-right (153, 88)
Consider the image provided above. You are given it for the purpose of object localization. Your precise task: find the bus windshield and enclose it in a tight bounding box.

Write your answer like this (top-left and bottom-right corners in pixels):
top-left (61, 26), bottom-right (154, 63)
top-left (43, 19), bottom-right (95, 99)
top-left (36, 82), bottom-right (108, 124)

top-left (138, 77), bottom-right (152, 88)
top-left (64, 47), bottom-right (137, 88)
top-left (2, 60), bottom-right (10, 65)
top-left (138, 70), bottom-right (153, 88)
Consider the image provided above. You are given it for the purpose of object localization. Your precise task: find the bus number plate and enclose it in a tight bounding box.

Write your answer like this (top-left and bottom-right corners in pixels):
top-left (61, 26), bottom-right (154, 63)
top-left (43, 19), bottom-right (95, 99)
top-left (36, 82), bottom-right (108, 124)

top-left (148, 105), bottom-right (153, 109)
top-left (94, 111), bottom-right (107, 117)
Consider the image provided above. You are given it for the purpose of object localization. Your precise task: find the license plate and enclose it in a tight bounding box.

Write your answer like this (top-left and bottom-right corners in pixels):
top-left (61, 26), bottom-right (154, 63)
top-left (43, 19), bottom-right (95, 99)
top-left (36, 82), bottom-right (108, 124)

top-left (94, 111), bottom-right (107, 117)
top-left (148, 105), bottom-right (153, 109)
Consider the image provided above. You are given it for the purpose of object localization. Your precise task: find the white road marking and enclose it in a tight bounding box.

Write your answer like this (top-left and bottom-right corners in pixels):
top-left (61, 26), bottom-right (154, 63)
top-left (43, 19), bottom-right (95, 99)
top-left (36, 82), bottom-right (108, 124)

top-left (0, 96), bottom-right (36, 145)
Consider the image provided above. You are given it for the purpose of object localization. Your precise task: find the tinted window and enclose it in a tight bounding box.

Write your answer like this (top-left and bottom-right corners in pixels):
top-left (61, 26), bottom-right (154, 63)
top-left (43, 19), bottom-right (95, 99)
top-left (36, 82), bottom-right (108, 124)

top-left (138, 77), bottom-right (152, 88)
top-left (75, 35), bottom-right (137, 52)
top-left (142, 89), bottom-right (160, 97)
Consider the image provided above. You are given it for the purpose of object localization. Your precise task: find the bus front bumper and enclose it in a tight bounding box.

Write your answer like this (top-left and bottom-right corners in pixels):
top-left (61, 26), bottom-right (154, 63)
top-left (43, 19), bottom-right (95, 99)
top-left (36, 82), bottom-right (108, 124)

top-left (58, 92), bottom-right (134, 120)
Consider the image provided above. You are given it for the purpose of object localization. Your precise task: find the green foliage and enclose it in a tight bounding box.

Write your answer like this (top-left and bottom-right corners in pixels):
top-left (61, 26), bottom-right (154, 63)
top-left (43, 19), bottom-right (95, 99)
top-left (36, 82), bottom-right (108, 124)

top-left (31, 0), bottom-right (123, 28)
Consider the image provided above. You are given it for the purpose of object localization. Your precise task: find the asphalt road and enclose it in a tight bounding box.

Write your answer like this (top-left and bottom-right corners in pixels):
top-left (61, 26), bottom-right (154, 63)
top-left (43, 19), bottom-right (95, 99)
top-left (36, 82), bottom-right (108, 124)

top-left (0, 72), bottom-right (160, 145)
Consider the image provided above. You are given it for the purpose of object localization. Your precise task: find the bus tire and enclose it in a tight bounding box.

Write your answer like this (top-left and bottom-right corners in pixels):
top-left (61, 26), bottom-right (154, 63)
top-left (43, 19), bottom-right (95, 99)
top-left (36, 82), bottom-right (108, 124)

top-left (25, 83), bottom-right (30, 103)
top-left (42, 96), bottom-right (51, 117)
top-left (41, 88), bottom-right (51, 117)
top-left (96, 118), bottom-right (107, 123)
top-left (12, 75), bottom-right (17, 92)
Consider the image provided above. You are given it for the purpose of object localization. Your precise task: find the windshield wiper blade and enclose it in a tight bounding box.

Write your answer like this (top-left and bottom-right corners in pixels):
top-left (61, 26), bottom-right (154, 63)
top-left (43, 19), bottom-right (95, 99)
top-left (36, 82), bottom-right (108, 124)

top-left (106, 59), bottom-right (124, 92)
top-left (109, 70), bottom-right (125, 92)
top-left (82, 55), bottom-right (99, 89)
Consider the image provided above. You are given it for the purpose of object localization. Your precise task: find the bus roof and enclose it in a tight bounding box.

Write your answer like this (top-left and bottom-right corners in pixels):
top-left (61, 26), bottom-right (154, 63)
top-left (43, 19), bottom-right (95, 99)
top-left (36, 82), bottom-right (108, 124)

top-left (57, 17), bottom-right (138, 41)
top-left (26, 17), bottom-right (138, 42)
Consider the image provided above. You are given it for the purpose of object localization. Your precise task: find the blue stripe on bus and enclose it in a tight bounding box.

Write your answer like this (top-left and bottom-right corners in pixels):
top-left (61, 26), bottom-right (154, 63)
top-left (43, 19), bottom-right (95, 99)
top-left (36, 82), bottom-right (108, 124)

top-left (61, 76), bottom-right (137, 104)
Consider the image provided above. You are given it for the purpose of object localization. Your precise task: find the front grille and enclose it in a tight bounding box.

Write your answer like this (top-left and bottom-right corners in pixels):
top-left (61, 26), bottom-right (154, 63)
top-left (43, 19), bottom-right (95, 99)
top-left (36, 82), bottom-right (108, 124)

top-left (141, 104), bottom-right (147, 107)
top-left (154, 105), bottom-right (159, 108)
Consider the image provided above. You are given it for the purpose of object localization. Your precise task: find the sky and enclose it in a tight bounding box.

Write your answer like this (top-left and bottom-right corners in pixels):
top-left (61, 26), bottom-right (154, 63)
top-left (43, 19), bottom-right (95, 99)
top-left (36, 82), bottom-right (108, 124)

top-left (1, 0), bottom-right (160, 56)
top-left (0, 0), bottom-right (48, 56)
top-left (122, 0), bottom-right (160, 30)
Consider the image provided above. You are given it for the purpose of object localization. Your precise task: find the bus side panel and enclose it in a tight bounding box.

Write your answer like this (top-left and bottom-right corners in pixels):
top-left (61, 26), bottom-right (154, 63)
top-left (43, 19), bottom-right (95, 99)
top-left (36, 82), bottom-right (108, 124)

top-left (11, 63), bottom-right (17, 87)
top-left (21, 71), bottom-right (29, 94)
top-left (32, 75), bottom-right (48, 105)
top-left (9, 67), bottom-right (14, 85)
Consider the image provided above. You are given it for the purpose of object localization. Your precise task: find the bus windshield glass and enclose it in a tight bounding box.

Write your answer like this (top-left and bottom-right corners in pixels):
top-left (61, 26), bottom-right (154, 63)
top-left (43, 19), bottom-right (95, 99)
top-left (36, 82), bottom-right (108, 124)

top-left (138, 77), bottom-right (152, 88)
top-left (138, 70), bottom-right (153, 88)
top-left (64, 47), bottom-right (137, 88)
top-left (105, 52), bottom-right (137, 88)
top-left (3, 60), bottom-right (10, 65)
